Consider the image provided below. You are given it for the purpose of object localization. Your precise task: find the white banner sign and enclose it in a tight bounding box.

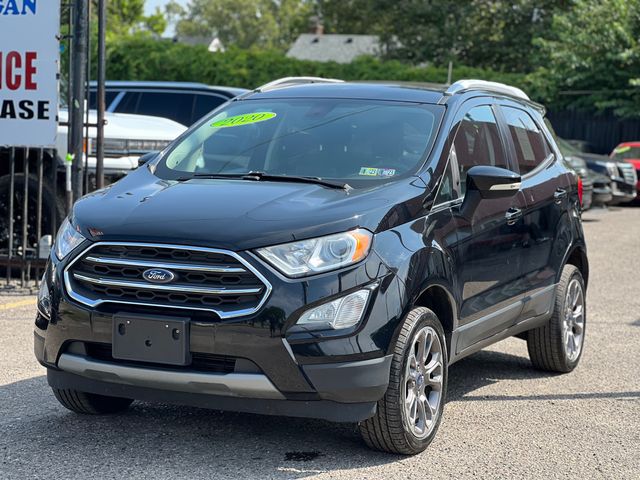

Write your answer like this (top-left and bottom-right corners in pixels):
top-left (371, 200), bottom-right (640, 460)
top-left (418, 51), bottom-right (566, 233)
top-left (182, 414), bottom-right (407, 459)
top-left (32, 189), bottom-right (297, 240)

top-left (0, 0), bottom-right (60, 147)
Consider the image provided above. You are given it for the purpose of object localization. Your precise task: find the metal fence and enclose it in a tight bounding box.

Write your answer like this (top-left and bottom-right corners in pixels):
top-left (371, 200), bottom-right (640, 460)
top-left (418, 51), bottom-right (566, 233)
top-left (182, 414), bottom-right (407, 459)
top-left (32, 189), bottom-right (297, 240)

top-left (1, 147), bottom-right (64, 288)
top-left (547, 109), bottom-right (640, 155)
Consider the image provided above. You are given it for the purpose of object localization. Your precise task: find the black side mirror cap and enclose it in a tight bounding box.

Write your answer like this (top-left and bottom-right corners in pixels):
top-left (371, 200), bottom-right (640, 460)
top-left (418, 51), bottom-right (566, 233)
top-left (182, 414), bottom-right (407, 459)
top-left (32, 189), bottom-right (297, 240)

top-left (467, 165), bottom-right (521, 199)
top-left (137, 151), bottom-right (159, 167)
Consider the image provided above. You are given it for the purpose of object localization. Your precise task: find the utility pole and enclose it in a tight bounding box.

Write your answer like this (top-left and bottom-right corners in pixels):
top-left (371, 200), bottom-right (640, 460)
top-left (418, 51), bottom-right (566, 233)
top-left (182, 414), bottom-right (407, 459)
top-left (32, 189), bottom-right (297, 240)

top-left (70, 0), bottom-right (88, 202)
top-left (96, 0), bottom-right (106, 189)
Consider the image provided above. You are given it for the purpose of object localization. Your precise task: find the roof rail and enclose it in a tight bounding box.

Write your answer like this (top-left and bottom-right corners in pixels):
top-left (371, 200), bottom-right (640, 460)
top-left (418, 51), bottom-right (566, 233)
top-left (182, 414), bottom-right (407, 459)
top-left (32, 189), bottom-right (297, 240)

top-left (255, 76), bottom-right (344, 92)
top-left (445, 79), bottom-right (530, 101)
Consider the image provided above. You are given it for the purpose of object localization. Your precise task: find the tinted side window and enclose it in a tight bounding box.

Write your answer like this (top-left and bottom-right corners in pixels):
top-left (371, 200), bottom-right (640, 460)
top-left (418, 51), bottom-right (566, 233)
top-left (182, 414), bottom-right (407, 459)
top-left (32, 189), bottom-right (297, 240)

top-left (114, 92), bottom-right (140, 114)
top-left (193, 95), bottom-right (226, 123)
top-left (88, 90), bottom-right (119, 110)
top-left (452, 105), bottom-right (507, 195)
top-left (502, 106), bottom-right (551, 175)
top-left (136, 92), bottom-right (196, 126)
top-left (434, 154), bottom-right (458, 204)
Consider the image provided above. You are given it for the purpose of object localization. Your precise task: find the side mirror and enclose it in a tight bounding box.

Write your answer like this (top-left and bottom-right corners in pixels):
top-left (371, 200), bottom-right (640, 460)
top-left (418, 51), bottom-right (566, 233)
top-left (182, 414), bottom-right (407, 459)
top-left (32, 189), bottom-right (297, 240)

top-left (137, 151), bottom-right (159, 167)
top-left (466, 165), bottom-right (521, 199)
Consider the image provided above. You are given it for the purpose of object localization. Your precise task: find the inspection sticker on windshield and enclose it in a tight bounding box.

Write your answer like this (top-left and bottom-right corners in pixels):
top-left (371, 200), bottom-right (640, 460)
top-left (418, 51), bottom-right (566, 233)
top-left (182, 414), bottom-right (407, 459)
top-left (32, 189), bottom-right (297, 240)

top-left (211, 112), bottom-right (277, 128)
top-left (359, 167), bottom-right (396, 177)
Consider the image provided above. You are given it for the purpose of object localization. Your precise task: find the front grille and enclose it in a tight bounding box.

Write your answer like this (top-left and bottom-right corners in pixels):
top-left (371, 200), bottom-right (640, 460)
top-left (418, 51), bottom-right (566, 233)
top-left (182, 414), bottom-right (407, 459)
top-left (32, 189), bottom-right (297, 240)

top-left (618, 163), bottom-right (637, 185)
top-left (86, 342), bottom-right (236, 373)
top-left (65, 243), bottom-right (271, 318)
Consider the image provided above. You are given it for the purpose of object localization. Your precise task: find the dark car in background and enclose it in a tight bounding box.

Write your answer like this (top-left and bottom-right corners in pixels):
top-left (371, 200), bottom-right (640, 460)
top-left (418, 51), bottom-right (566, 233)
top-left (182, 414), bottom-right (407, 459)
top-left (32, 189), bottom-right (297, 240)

top-left (89, 81), bottom-right (248, 127)
top-left (545, 121), bottom-right (612, 208)
top-left (570, 146), bottom-right (637, 205)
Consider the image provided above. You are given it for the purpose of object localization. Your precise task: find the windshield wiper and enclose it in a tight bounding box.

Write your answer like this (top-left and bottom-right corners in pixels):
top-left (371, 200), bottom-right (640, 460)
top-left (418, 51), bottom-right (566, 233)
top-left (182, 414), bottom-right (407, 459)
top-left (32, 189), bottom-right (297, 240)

top-left (178, 171), bottom-right (351, 190)
top-left (242, 171), bottom-right (351, 190)
top-left (176, 172), bottom-right (245, 181)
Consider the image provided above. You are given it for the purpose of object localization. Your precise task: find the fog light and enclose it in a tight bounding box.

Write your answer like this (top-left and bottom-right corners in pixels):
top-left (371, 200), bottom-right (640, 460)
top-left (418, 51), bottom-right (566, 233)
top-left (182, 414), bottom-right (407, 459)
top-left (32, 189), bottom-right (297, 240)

top-left (37, 275), bottom-right (51, 319)
top-left (294, 289), bottom-right (371, 331)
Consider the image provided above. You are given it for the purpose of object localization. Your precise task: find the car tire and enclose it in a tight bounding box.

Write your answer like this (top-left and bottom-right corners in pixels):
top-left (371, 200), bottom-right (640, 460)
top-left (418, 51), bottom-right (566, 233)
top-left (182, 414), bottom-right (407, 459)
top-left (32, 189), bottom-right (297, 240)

top-left (527, 264), bottom-right (586, 373)
top-left (358, 307), bottom-right (448, 455)
top-left (52, 388), bottom-right (133, 415)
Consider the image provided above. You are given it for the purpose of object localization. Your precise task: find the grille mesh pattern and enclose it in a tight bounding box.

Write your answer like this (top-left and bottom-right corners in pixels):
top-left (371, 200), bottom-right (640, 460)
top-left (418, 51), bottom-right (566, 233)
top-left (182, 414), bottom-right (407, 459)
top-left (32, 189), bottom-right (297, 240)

top-left (66, 243), bottom-right (268, 316)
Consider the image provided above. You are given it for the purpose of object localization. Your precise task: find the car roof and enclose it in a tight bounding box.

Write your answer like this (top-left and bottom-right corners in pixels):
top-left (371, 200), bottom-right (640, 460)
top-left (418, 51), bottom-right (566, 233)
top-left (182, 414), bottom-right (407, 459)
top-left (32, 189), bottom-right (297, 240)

top-left (90, 81), bottom-right (248, 96)
top-left (242, 80), bottom-right (538, 110)
top-left (245, 82), bottom-right (448, 104)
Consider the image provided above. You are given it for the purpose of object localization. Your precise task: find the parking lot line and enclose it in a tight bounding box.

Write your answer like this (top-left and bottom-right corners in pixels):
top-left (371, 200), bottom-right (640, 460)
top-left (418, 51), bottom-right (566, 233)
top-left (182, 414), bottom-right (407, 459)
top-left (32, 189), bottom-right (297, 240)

top-left (0, 298), bottom-right (36, 310)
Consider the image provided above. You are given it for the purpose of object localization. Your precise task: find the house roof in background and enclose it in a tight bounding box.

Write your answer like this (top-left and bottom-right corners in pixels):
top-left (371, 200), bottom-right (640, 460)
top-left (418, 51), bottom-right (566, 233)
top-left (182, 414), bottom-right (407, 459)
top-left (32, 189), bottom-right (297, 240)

top-left (287, 34), bottom-right (380, 64)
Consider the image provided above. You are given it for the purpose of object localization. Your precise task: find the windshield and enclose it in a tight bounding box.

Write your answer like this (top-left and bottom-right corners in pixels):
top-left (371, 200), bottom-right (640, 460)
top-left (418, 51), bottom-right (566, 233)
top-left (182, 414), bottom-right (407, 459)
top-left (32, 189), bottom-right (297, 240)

top-left (612, 145), bottom-right (640, 161)
top-left (155, 98), bottom-right (443, 186)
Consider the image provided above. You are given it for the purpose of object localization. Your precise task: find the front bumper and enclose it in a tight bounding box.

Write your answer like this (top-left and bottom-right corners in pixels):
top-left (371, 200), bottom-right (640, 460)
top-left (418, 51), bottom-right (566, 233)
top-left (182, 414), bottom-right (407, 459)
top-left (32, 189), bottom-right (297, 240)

top-left (35, 245), bottom-right (404, 422)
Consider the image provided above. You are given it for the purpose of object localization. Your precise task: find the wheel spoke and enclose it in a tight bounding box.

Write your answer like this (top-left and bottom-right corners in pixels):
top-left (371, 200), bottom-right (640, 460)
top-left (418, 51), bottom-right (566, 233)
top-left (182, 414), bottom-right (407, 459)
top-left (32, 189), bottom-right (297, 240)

top-left (416, 330), bottom-right (427, 367)
top-left (402, 325), bottom-right (444, 439)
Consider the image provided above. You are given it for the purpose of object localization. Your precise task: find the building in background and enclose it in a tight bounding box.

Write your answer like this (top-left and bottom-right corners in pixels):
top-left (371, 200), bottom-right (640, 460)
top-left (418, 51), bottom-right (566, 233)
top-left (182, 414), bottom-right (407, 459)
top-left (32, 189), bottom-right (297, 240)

top-left (287, 32), bottom-right (381, 64)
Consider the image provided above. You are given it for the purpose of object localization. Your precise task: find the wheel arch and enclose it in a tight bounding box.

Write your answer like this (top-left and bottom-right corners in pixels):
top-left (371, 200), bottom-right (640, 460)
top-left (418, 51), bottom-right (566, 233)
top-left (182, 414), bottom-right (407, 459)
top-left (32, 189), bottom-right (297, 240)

top-left (563, 244), bottom-right (589, 288)
top-left (412, 283), bottom-right (457, 353)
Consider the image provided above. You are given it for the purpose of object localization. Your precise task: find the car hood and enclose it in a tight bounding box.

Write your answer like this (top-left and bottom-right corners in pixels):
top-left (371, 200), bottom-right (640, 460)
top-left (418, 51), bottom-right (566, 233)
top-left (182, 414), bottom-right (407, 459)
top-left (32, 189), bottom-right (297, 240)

top-left (72, 166), bottom-right (429, 251)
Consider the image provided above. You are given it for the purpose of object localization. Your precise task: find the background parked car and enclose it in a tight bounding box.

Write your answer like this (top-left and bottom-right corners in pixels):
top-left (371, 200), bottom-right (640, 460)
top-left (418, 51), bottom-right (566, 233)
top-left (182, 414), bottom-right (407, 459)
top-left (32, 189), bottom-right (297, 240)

top-left (88, 81), bottom-right (248, 127)
top-left (549, 131), bottom-right (636, 204)
top-left (611, 142), bottom-right (640, 195)
top-left (546, 120), bottom-right (612, 208)
top-left (0, 111), bottom-right (186, 262)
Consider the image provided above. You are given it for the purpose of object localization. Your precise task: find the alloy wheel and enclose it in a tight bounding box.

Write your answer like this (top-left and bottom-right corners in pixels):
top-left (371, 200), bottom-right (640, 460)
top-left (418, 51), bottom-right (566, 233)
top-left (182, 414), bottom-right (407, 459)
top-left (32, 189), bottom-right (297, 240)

top-left (563, 278), bottom-right (585, 362)
top-left (403, 326), bottom-right (444, 439)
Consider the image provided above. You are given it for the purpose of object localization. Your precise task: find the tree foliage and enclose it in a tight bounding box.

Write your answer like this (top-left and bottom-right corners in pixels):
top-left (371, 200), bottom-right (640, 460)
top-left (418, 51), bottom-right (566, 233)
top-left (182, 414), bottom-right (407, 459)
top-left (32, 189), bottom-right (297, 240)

top-left (533, 0), bottom-right (640, 117)
top-left (170, 0), bottom-right (312, 49)
top-left (97, 0), bottom-right (640, 119)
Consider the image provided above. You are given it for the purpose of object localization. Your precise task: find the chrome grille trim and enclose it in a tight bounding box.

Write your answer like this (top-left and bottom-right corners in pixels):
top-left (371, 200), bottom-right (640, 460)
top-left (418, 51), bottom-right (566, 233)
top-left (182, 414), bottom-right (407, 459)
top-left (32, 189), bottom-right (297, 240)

top-left (619, 163), bottom-right (637, 184)
top-left (64, 242), bottom-right (272, 319)
top-left (72, 273), bottom-right (262, 295)
top-left (83, 255), bottom-right (247, 273)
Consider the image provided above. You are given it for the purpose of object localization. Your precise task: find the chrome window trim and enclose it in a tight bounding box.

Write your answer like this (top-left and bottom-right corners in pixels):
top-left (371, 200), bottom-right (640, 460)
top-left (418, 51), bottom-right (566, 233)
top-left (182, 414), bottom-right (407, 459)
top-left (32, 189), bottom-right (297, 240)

top-left (64, 242), bottom-right (273, 319)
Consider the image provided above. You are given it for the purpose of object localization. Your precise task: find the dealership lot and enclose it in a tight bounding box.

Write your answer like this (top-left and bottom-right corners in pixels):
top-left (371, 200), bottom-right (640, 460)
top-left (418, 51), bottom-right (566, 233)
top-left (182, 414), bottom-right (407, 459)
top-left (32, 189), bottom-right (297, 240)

top-left (1, 207), bottom-right (639, 480)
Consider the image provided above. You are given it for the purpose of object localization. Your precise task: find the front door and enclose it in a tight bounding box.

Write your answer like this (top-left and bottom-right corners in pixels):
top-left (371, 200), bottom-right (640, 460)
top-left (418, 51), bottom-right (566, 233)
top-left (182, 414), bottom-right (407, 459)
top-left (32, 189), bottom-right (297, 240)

top-left (448, 103), bottom-right (530, 353)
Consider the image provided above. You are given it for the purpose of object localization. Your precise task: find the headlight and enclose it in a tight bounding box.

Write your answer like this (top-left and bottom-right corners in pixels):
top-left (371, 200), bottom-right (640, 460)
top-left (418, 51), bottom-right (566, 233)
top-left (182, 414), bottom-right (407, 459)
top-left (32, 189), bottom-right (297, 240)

top-left (292, 288), bottom-right (371, 332)
top-left (597, 161), bottom-right (619, 178)
top-left (256, 229), bottom-right (373, 277)
top-left (54, 217), bottom-right (86, 260)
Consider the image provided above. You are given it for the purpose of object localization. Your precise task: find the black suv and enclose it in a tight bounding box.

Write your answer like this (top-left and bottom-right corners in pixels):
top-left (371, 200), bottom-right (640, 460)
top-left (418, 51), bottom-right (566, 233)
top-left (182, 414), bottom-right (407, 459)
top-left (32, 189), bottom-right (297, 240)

top-left (36, 78), bottom-right (588, 455)
top-left (88, 81), bottom-right (248, 126)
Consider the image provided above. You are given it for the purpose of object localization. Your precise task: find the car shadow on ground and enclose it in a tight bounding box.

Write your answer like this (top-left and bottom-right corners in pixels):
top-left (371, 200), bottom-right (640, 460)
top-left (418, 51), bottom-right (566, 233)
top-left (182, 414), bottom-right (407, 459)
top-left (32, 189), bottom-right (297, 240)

top-left (2, 350), bottom-right (638, 479)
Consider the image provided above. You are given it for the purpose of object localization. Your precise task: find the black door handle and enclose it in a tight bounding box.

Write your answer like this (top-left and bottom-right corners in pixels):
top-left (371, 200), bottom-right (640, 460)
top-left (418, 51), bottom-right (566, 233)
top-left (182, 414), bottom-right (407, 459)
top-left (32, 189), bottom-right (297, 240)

top-left (554, 188), bottom-right (567, 203)
top-left (505, 207), bottom-right (522, 226)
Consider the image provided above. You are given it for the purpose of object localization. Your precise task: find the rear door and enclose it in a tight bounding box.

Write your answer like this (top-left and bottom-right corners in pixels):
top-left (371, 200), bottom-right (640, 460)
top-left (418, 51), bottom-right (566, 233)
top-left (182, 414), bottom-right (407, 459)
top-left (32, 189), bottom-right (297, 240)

top-left (449, 100), bottom-right (530, 353)
top-left (497, 104), bottom-right (572, 319)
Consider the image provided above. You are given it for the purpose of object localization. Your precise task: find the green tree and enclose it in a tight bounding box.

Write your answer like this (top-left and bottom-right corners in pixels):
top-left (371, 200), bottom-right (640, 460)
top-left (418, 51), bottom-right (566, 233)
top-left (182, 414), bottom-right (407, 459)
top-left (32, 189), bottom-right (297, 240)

top-left (533, 0), bottom-right (640, 116)
top-left (171, 0), bottom-right (312, 50)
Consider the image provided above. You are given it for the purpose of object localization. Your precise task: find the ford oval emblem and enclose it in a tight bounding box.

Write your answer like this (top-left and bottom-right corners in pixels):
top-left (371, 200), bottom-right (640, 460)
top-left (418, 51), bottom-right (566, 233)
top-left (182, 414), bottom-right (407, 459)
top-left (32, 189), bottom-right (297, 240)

top-left (142, 268), bottom-right (175, 284)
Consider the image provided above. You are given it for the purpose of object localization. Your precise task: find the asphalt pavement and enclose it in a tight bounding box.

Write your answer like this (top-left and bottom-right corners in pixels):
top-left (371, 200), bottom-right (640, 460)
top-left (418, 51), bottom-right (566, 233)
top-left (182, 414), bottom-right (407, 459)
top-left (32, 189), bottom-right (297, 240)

top-left (1, 206), bottom-right (639, 479)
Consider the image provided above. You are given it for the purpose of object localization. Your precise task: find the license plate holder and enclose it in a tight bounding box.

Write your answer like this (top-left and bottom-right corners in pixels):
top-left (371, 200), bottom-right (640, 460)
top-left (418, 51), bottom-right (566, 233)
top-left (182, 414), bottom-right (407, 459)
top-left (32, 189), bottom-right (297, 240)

top-left (112, 313), bottom-right (190, 366)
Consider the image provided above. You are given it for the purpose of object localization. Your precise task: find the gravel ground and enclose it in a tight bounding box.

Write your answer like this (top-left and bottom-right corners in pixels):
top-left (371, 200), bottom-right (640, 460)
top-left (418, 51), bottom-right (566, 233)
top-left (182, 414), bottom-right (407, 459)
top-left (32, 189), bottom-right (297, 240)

top-left (1, 206), bottom-right (639, 480)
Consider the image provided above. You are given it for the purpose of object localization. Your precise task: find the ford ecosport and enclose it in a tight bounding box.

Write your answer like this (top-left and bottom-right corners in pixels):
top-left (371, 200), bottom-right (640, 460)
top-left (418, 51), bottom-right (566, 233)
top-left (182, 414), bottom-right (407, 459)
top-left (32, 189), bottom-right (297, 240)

top-left (35, 78), bottom-right (589, 455)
